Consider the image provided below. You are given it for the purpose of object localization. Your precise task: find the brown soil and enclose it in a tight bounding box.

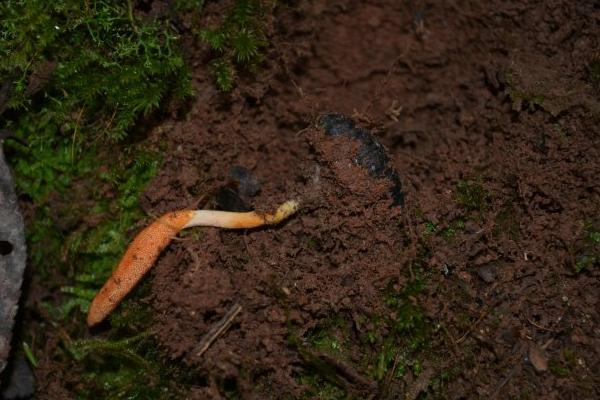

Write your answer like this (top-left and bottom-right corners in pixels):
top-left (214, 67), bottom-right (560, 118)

top-left (34, 0), bottom-right (600, 399)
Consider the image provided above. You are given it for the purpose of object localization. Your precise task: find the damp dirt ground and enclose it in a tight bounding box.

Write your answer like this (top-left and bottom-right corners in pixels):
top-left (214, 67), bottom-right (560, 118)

top-left (29, 1), bottom-right (600, 399)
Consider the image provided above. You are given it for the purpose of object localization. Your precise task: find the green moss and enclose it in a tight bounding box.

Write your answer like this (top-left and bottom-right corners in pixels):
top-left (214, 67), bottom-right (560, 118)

top-left (173, 0), bottom-right (205, 12)
top-left (65, 333), bottom-right (195, 399)
top-left (503, 73), bottom-right (546, 112)
top-left (562, 347), bottom-right (578, 367)
top-left (1, 0), bottom-right (192, 142)
top-left (297, 374), bottom-right (347, 400)
top-left (549, 361), bottom-right (570, 377)
top-left (287, 246), bottom-right (437, 398)
top-left (288, 315), bottom-right (352, 398)
top-left (372, 263), bottom-right (429, 382)
top-left (423, 221), bottom-right (437, 237)
top-left (422, 218), bottom-right (465, 241)
top-left (440, 218), bottom-right (466, 240)
top-left (308, 315), bottom-right (348, 355)
top-left (302, 234), bottom-right (322, 251)
top-left (198, 0), bottom-right (271, 91)
top-left (546, 347), bottom-right (580, 379)
top-left (428, 367), bottom-right (459, 398)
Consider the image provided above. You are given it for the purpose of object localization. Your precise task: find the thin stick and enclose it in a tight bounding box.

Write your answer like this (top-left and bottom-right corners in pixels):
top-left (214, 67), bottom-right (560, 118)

top-left (196, 303), bottom-right (243, 358)
top-left (455, 300), bottom-right (500, 344)
top-left (526, 317), bottom-right (556, 333)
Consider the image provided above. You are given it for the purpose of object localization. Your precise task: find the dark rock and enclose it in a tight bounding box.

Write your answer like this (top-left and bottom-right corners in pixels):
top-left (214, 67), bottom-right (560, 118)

top-left (216, 166), bottom-right (262, 212)
top-left (477, 263), bottom-right (497, 283)
top-left (229, 166), bottom-right (261, 198)
top-left (317, 113), bottom-right (404, 206)
top-left (0, 138), bottom-right (27, 382)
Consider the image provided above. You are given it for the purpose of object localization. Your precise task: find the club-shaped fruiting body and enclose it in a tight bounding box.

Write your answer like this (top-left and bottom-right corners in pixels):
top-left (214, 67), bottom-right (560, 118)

top-left (87, 200), bottom-right (299, 327)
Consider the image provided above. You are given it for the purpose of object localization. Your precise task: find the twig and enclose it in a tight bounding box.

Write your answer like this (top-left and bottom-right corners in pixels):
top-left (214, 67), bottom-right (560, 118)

top-left (456, 315), bottom-right (485, 344)
top-left (317, 352), bottom-right (375, 389)
top-left (526, 317), bottom-right (556, 333)
top-left (380, 351), bottom-right (400, 397)
top-left (440, 324), bottom-right (460, 357)
top-left (492, 366), bottom-right (518, 398)
top-left (196, 303), bottom-right (243, 358)
top-left (541, 338), bottom-right (554, 350)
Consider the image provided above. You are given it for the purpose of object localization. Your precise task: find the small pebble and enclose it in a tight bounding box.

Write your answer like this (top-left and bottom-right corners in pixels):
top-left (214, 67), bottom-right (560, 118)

top-left (528, 344), bottom-right (548, 372)
top-left (477, 264), bottom-right (497, 283)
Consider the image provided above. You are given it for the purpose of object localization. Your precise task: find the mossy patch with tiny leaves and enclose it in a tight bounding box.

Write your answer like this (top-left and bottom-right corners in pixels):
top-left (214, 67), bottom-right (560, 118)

top-left (198, 0), bottom-right (272, 91)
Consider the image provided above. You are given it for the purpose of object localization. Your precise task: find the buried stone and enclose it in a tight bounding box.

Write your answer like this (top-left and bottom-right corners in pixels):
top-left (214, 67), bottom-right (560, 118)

top-left (317, 113), bottom-right (404, 206)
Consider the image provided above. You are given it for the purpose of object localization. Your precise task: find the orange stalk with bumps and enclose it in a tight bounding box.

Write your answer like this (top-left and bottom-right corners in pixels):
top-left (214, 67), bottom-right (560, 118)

top-left (87, 200), bottom-right (299, 327)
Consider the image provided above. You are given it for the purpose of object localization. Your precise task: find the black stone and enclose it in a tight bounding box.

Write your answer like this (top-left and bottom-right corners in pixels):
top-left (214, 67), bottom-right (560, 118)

top-left (318, 113), bottom-right (404, 206)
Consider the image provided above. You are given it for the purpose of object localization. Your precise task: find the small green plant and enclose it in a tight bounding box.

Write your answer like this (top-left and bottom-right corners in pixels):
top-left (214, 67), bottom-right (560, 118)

top-left (199, 0), bottom-right (271, 91)
top-left (307, 315), bottom-right (347, 355)
top-left (508, 89), bottom-right (546, 112)
top-left (424, 221), bottom-right (438, 236)
top-left (22, 341), bottom-right (38, 368)
top-left (440, 218), bottom-right (466, 240)
top-left (422, 218), bottom-right (465, 240)
top-left (67, 332), bottom-right (152, 364)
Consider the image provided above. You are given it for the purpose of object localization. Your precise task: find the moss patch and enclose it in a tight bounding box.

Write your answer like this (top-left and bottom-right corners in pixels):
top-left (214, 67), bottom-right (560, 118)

top-left (0, 0), bottom-right (193, 141)
top-left (574, 222), bottom-right (600, 273)
top-left (198, 0), bottom-right (272, 91)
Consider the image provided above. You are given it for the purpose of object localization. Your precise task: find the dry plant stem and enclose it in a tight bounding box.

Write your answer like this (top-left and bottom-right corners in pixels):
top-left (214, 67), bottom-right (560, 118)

top-left (195, 303), bottom-right (243, 358)
top-left (87, 200), bottom-right (299, 327)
